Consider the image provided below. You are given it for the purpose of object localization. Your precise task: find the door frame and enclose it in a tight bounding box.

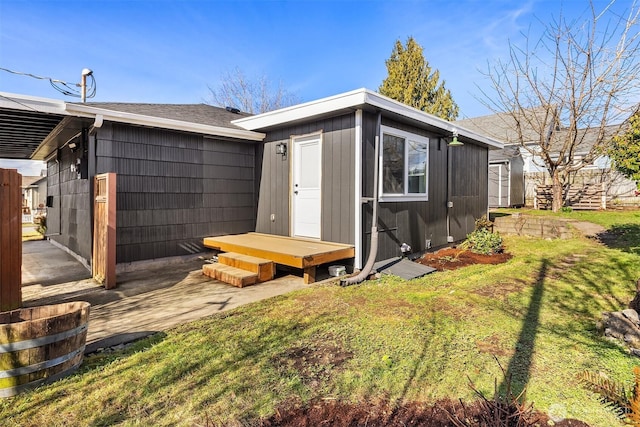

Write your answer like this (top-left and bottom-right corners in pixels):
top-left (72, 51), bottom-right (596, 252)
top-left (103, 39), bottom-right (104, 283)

top-left (290, 132), bottom-right (323, 239)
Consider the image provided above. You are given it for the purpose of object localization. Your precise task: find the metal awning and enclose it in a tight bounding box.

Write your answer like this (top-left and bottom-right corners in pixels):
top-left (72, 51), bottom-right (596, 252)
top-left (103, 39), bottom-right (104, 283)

top-left (0, 93), bottom-right (68, 160)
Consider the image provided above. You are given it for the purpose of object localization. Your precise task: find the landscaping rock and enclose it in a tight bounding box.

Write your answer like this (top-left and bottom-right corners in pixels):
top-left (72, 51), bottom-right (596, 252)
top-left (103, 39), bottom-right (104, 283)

top-left (622, 308), bottom-right (640, 325)
top-left (601, 310), bottom-right (640, 350)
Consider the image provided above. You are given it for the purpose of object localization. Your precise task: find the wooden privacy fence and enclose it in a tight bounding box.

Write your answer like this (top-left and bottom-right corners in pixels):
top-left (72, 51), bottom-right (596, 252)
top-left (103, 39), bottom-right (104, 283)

top-left (0, 168), bottom-right (22, 311)
top-left (535, 183), bottom-right (607, 210)
top-left (93, 173), bottom-right (116, 289)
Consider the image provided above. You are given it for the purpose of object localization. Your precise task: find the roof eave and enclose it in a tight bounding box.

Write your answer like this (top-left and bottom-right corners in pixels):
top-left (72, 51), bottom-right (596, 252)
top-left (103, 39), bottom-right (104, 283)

top-left (233, 88), bottom-right (504, 149)
top-left (0, 91), bottom-right (68, 115)
top-left (65, 103), bottom-right (266, 141)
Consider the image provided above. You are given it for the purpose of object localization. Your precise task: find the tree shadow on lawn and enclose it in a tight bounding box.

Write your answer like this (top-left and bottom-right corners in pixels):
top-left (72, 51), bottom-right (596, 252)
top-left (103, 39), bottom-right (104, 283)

top-left (595, 223), bottom-right (640, 255)
top-left (480, 254), bottom-right (634, 398)
top-left (498, 259), bottom-right (547, 397)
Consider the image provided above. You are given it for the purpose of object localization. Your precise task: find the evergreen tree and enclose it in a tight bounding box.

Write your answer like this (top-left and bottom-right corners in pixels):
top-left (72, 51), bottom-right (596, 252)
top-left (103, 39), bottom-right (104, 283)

top-left (610, 113), bottom-right (640, 189)
top-left (379, 37), bottom-right (459, 121)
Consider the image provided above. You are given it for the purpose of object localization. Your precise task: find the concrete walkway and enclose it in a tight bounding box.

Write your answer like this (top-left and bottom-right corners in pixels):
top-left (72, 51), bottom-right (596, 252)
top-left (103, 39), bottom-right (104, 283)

top-left (21, 240), bottom-right (307, 353)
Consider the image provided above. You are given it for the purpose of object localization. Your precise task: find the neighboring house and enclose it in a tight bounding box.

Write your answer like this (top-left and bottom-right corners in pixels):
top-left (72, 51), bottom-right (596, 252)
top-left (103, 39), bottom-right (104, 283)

top-left (456, 110), bottom-right (637, 207)
top-left (21, 174), bottom-right (47, 222)
top-left (0, 89), bottom-right (503, 271)
top-left (488, 146), bottom-right (525, 208)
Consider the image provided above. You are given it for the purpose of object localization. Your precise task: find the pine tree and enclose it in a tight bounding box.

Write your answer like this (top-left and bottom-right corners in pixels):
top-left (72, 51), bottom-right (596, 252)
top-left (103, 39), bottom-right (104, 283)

top-left (379, 37), bottom-right (459, 121)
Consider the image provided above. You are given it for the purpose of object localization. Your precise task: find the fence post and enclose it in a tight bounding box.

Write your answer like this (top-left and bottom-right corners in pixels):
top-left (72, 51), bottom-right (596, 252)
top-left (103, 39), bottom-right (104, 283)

top-left (0, 168), bottom-right (22, 311)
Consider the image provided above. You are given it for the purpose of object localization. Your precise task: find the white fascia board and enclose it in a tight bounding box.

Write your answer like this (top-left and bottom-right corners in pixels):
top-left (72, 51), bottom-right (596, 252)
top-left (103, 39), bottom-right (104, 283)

top-left (65, 103), bottom-right (265, 141)
top-left (362, 91), bottom-right (504, 149)
top-left (0, 91), bottom-right (68, 116)
top-left (232, 88), bottom-right (369, 130)
top-left (234, 88), bottom-right (504, 149)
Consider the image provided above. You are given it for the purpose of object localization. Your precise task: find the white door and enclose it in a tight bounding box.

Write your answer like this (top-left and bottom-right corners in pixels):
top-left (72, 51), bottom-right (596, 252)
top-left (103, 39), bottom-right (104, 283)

top-left (292, 134), bottom-right (322, 239)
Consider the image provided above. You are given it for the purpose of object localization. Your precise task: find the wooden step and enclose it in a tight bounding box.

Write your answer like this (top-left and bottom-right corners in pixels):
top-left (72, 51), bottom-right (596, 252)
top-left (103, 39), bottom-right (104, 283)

top-left (202, 263), bottom-right (258, 288)
top-left (218, 252), bottom-right (275, 283)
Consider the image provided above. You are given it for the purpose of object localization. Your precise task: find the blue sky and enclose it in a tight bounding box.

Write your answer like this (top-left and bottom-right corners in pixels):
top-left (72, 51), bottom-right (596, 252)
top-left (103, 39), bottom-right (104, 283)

top-left (0, 0), bottom-right (633, 174)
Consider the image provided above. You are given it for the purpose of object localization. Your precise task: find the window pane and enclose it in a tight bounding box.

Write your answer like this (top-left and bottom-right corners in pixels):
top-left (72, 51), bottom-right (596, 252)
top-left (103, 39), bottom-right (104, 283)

top-left (408, 140), bottom-right (427, 194)
top-left (383, 134), bottom-right (405, 194)
top-left (298, 141), bottom-right (320, 188)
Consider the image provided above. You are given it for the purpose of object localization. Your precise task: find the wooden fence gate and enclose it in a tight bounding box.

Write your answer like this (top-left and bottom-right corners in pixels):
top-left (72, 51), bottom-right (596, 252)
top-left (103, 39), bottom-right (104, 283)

top-left (0, 168), bottom-right (22, 311)
top-left (93, 173), bottom-right (116, 289)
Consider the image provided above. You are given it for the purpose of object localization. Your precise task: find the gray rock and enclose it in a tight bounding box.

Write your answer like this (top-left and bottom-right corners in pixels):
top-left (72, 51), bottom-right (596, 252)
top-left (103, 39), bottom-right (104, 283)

top-left (622, 308), bottom-right (640, 325)
top-left (602, 311), bottom-right (640, 348)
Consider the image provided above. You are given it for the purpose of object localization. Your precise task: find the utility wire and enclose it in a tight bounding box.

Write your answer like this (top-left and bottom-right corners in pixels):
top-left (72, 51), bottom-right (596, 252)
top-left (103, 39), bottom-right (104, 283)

top-left (0, 66), bottom-right (96, 99)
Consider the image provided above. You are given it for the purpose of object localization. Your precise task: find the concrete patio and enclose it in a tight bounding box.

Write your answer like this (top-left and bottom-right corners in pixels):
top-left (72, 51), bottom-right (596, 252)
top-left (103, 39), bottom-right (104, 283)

top-left (21, 240), bottom-right (307, 353)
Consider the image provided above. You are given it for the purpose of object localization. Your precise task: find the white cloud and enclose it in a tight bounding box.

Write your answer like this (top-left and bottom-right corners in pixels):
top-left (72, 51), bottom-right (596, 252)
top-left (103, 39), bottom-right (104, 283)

top-left (0, 160), bottom-right (46, 177)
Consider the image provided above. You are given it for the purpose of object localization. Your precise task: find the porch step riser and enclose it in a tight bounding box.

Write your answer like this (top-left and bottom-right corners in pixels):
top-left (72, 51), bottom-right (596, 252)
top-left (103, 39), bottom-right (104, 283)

top-left (202, 263), bottom-right (258, 288)
top-left (218, 252), bottom-right (275, 282)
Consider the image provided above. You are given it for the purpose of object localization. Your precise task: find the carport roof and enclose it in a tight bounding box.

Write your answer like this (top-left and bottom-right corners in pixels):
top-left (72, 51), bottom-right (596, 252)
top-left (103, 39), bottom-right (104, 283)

top-left (0, 93), bottom-right (67, 159)
top-left (0, 92), bottom-right (265, 161)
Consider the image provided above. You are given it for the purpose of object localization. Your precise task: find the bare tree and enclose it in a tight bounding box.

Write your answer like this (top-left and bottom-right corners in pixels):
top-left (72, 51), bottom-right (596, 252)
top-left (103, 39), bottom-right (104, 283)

top-left (207, 67), bottom-right (300, 114)
top-left (481, 1), bottom-right (640, 211)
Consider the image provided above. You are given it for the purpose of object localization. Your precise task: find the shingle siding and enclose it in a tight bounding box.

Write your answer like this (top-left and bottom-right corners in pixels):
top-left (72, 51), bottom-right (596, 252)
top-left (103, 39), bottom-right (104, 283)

top-left (47, 142), bottom-right (92, 264)
top-left (48, 122), bottom-right (257, 265)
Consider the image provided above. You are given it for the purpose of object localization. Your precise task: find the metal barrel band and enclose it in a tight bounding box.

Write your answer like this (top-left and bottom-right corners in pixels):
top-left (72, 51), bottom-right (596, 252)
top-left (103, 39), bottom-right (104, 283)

top-left (0, 358), bottom-right (84, 398)
top-left (0, 346), bottom-right (85, 379)
top-left (0, 323), bottom-right (87, 353)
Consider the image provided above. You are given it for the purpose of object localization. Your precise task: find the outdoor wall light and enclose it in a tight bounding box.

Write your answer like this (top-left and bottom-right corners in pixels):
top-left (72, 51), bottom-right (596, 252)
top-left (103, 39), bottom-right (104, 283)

top-left (68, 141), bottom-right (78, 151)
top-left (276, 142), bottom-right (287, 157)
top-left (448, 129), bottom-right (464, 147)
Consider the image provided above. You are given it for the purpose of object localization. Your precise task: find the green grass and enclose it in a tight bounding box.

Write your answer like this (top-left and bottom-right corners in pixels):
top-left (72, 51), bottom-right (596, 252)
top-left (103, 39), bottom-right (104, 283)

top-left (2, 211), bottom-right (640, 426)
top-left (494, 207), bottom-right (640, 229)
top-left (21, 225), bottom-right (43, 242)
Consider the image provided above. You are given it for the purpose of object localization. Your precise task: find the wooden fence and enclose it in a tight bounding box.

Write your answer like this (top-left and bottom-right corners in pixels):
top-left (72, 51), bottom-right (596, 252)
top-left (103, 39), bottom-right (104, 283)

top-left (535, 183), bottom-right (606, 210)
top-left (0, 168), bottom-right (22, 311)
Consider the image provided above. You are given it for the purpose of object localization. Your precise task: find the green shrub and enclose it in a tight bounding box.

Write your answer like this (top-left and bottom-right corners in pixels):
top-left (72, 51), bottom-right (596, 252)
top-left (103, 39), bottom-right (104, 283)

top-left (463, 228), bottom-right (503, 255)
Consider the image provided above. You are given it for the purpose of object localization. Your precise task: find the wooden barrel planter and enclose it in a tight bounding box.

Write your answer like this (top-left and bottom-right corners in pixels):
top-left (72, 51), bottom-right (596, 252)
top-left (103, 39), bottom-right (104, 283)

top-left (0, 301), bottom-right (90, 397)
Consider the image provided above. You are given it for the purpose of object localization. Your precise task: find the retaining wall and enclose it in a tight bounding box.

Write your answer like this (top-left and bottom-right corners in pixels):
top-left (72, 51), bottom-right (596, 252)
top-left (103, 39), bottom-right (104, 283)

top-left (493, 215), bottom-right (575, 239)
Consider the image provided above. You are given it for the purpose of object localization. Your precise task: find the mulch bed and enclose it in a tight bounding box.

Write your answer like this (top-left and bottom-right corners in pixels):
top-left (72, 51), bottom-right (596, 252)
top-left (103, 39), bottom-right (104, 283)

top-left (415, 247), bottom-right (512, 271)
top-left (255, 398), bottom-right (590, 426)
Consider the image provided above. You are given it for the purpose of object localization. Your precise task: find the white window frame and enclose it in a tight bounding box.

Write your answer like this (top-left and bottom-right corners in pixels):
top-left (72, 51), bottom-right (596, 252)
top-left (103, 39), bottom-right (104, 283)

top-left (379, 125), bottom-right (429, 202)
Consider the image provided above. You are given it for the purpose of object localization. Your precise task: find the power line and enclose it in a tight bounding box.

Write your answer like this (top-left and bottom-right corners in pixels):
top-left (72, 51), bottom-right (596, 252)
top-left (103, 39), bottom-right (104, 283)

top-left (0, 67), bottom-right (96, 99)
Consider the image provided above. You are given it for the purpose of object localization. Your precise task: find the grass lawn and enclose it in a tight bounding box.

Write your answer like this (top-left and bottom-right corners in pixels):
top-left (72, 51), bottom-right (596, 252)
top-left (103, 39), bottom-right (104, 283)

top-left (2, 211), bottom-right (640, 426)
top-left (21, 223), bottom-right (43, 242)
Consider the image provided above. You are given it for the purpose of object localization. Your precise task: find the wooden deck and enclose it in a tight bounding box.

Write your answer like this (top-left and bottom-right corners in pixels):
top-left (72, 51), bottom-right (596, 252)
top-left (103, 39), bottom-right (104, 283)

top-left (203, 233), bottom-right (355, 283)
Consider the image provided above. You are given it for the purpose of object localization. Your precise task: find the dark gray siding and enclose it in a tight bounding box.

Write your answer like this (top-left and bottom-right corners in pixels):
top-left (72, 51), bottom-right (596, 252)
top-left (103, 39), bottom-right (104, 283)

top-left (449, 142), bottom-right (489, 240)
top-left (510, 156), bottom-right (525, 206)
top-left (46, 141), bottom-right (92, 264)
top-left (255, 114), bottom-right (356, 245)
top-left (46, 123), bottom-right (257, 265)
top-left (94, 123), bottom-right (256, 263)
top-left (362, 114), bottom-right (450, 262)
